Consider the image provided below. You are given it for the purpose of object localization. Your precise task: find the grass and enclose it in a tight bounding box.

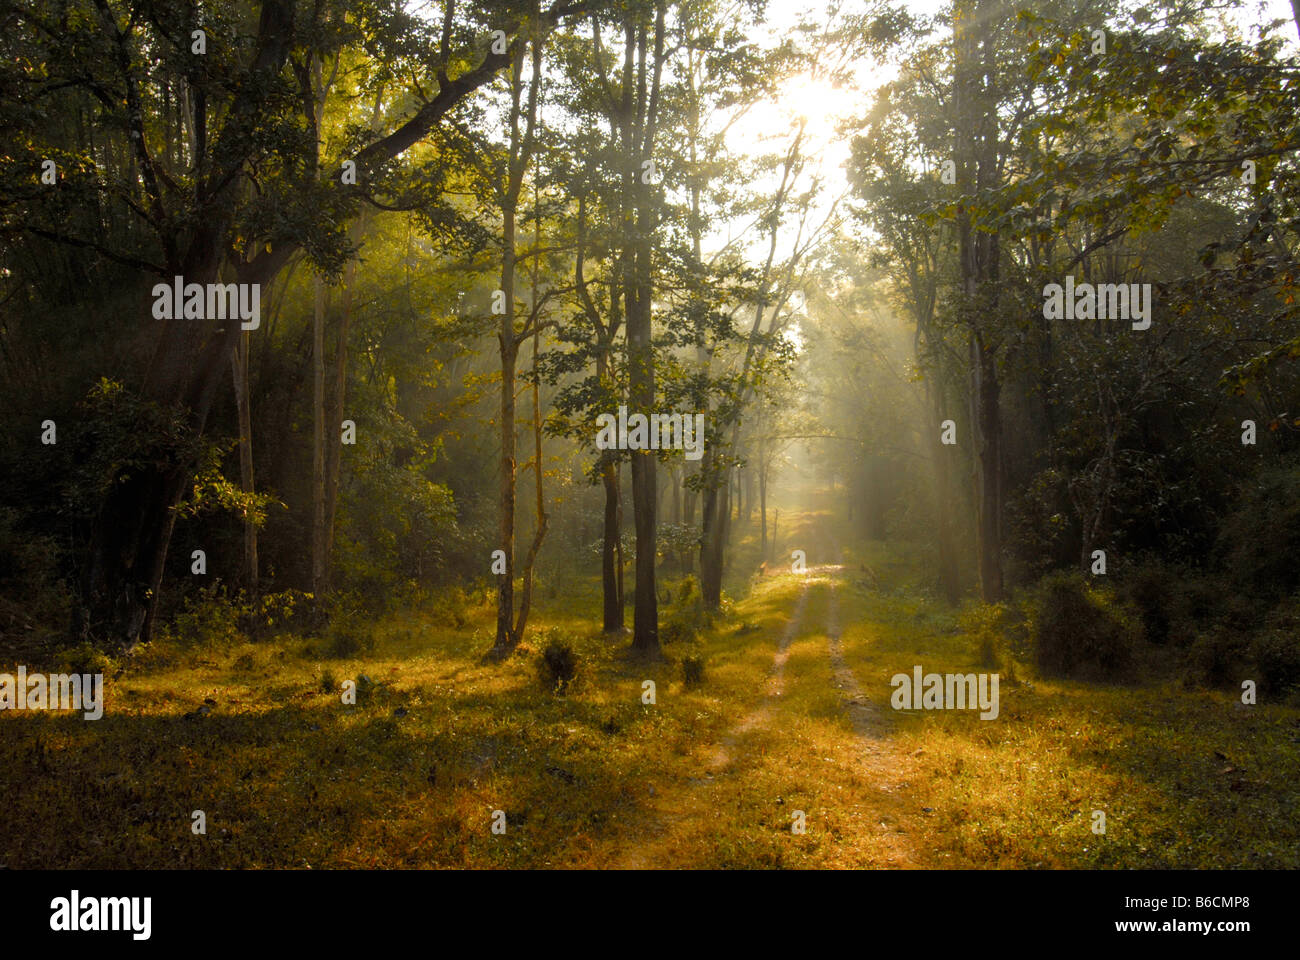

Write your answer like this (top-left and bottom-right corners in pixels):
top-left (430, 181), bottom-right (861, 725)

top-left (834, 540), bottom-right (1300, 869)
top-left (1, 507), bottom-right (1296, 869)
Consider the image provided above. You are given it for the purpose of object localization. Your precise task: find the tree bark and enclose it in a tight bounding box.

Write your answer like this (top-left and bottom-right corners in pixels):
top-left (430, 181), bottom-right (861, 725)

top-left (955, 0), bottom-right (1004, 603)
top-left (231, 329), bottom-right (258, 595)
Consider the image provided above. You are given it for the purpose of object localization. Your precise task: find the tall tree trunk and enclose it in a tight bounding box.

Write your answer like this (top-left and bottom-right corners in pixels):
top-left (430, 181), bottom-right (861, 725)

top-left (626, 4), bottom-right (666, 655)
top-left (699, 454), bottom-right (724, 608)
top-left (601, 458), bottom-right (624, 631)
top-left (490, 37), bottom-right (543, 660)
top-left (323, 242), bottom-right (354, 571)
top-left (511, 185), bottom-right (550, 643)
top-left (494, 212), bottom-right (520, 656)
top-left (955, 0), bottom-right (1004, 603)
top-left (231, 329), bottom-right (258, 594)
top-left (929, 380), bottom-right (961, 603)
top-left (311, 276), bottom-right (328, 597)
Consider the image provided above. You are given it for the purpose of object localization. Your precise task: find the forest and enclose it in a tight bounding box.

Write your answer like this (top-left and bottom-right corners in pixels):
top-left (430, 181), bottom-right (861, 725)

top-left (0, 0), bottom-right (1298, 870)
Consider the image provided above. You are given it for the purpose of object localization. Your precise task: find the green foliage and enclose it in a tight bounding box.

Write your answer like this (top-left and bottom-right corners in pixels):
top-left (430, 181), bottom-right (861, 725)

top-left (427, 585), bottom-right (472, 629)
top-left (1122, 563), bottom-right (1176, 647)
top-left (1218, 465), bottom-right (1300, 605)
top-left (659, 575), bottom-right (707, 644)
top-left (0, 507), bottom-right (73, 655)
top-left (958, 601), bottom-right (1024, 675)
top-left (55, 640), bottom-right (116, 678)
top-left (63, 380), bottom-right (206, 523)
top-left (1028, 571), bottom-right (1136, 681)
top-left (324, 608), bottom-right (376, 660)
top-left (333, 406), bottom-right (459, 605)
top-left (1250, 598), bottom-right (1300, 698)
top-left (1186, 628), bottom-right (1248, 689)
top-left (239, 590), bottom-right (315, 640)
top-left (165, 585), bottom-right (246, 649)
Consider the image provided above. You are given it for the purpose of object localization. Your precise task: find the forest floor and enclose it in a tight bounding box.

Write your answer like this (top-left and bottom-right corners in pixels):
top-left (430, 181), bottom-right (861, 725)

top-left (2, 500), bottom-right (1298, 869)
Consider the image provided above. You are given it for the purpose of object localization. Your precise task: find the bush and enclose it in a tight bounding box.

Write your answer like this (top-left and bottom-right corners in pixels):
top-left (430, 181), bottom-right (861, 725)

top-left (959, 601), bottom-right (1016, 670)
top-left (1248, 632), bottom-right (1300, 698)
top-left (1218, 465), bottom-right (1300, 603)
top-left (167, 585), bottom-right (245, 647)
top-left (0, 507), bottom-right (73, 653)
top-left (1028, 571), bottom-right (1135, 681)
top-left (239, 589), bottom-right (313, 640)
top-left (1250, 598), bottom-right (1300, 696)
top-left (428, 585), bottom-right (471, 629)
top-left (659, 577), bottom-right (707, 644)
top-left (1186, 628), bottom-right (1247, 688)
top-left (55, 640), bottom-right (116, 677)
top-left (682, 655), bottom-right (705, 687)
top-left (1124, 565), bottom-right (1173, 646)
top-left (539, 637), bottom-right (578, 694)
top-left (323, 607), bottom-right (375, 659)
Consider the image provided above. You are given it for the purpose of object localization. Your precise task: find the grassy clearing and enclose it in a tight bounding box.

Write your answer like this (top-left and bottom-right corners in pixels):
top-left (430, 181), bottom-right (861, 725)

top-left (0, 543), bottom-right (808, 868)
top-left (2, 511), bottom-right (1295, 869)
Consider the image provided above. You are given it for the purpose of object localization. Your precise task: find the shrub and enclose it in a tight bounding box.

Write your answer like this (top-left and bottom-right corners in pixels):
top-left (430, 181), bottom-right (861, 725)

top-left (1124, 565), bottom-right (1173, 646)
top-left (55, 640), bottom-right (116, 677)
top-left (682, 655), bottom-right (705, 687)
top-left (319, 667), bottom-right (337, 693)
top-left (324, 609), bottom-right (374, 659)
top-left (1186, 628), bottom-right (1248, 688)
top-left (0, 507), bottom-right (73, 653)
top-left (428, 585), bottom-right (470, 629)
top-left (960, 601), bottom-right (1009, 669)
top-left (239, 589), bottom-right (313, 640)
top-left (539, 637), bottom-right (578, 694)
top-left (1217, 465), bottom-right (1300, 603)
top-left (1028, 571), bottom-right (1135, 681)
top-left (168, 585), bottom-right (246, 648)
top-left (1248, 632), bottom-right (1300, 698)
top-left (1250, 598), bottom-right (1300, 696)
